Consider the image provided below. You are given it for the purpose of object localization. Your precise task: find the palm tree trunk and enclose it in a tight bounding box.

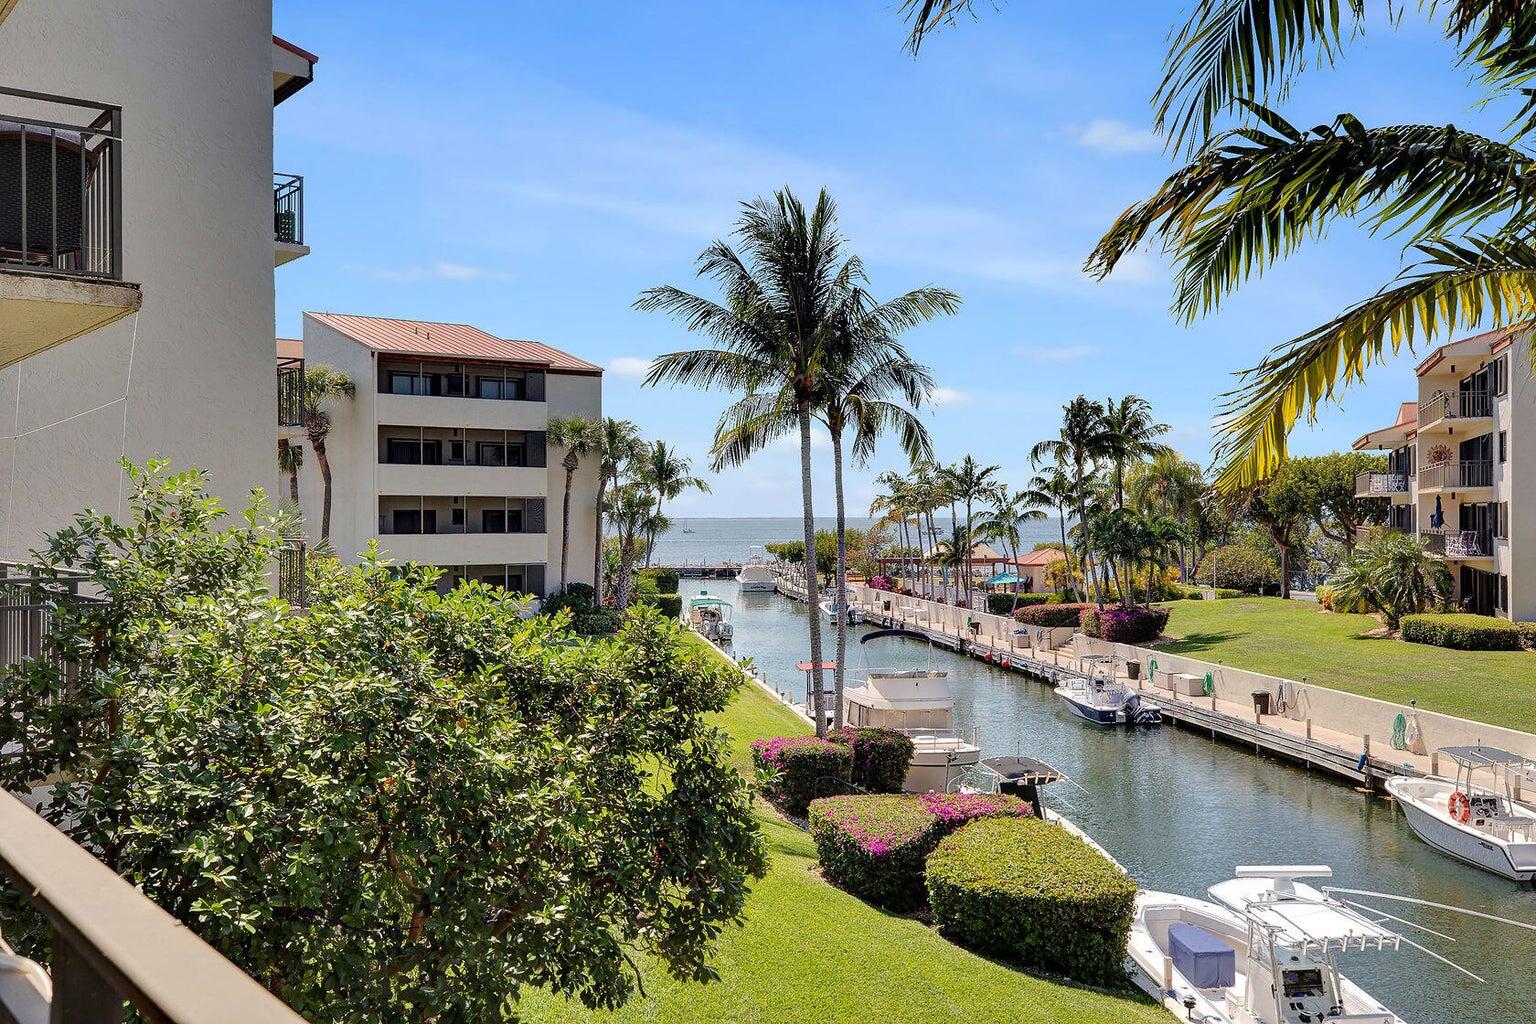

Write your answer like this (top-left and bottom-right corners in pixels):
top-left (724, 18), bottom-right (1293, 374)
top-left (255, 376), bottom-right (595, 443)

top-left (1074, 463), bottom-right (1102, 608)
top-left (314, 437), bottom-right (334, 543)
top-left (647, 492), bottom-right (664, 567)
top-left (617, 537), bottom-right (634, 610)
top-left (831, 429), bottom-right (849, 732)
top-left (797, 402), bottom-right (827, 738)
top-left (593, 476), bottom-right (607, 601)
top-left (560, 462), bottom-right (576, 592)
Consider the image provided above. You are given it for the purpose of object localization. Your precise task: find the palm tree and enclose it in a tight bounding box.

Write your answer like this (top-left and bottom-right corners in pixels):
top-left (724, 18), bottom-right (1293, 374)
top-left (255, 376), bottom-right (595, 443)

top-left (276, 439), bottom-right (302, 504)
top-left (607, 481), bottom-right (666, 611)
top-left (1030, 397), bottom-right (1109, 605)
top-left (639, 441), bottom-right (711, 567)
top-left (639, 188), bottom-right (870, 737)
top-left (942, 456), bottom-right (1001, 610)
top-left (1330, 531), bottom-right (1452, 629)
top-left (593, 418), bottom-right (642, 601)
top-left (1127, 451), bottom-right (1208, 579)
top-left (1099, 396), bottom-right (1171, 509)
top-left (870, 471), bottom-right (921, 587)
top-left (1021, 466), bottom-right (1079, 597)
top-left (978, 484), bottom-right (1046, 611)
top-left (301, 364), bottom-right (356, 544)
top-left (545, 416), bottom-right (602, 593)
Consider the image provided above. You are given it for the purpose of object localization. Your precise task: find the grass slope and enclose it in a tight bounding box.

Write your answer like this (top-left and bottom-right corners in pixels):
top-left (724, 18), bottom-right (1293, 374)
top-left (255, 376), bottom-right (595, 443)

top-left (517, 634), bottom-right (1163, 1024)
top-left (1160, 598), bottom-right (1536, 733)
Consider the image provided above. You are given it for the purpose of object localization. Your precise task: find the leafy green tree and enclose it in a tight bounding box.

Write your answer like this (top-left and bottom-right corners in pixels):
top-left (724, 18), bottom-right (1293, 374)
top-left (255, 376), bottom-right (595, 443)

top-left (1330, 530), bottom-right (1453, 628)
top-left (1126, 451), bottom-right (1209, 578)
top-left (1194, 542), bottom-right (1280, 595)
top-left (765, 540), bottom-right (805, 564)
top-left (607, 481), bottom-right (666, 610)
top-left (546, 416), bottom-right (603, 594)
top-left (1240, 461), bottom-right (1316, 599)
top-left (1281, 451), bottom-right (1390, 551)
top-left (0, 461), bottom-right (764, 1022)
top-left (301, 363), bottom-right (356, 543)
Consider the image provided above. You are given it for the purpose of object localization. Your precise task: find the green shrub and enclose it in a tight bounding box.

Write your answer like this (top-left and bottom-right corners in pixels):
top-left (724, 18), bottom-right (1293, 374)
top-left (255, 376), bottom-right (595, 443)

top-left (1014, 603), bottom-right (1090, 628)
top-left (1213, 587), bottom-right (1243, 599)
top-left (985, 593), bottom-right (1054, 615)
top-left (541, 588), bottom-right (595, 618)
top-left (572, 610), bottom-right (624, 636)
top-left (926, 817), bottom-right (1136, 987)
top-left (1194, 544), bottom-right (1278, 594)
top-left (808, 793), bottom-right (1031, 911)
top-left (632, 573), bottom-right (660, 599)
top-left (750, 737), bottom-right (852, 816)
top-left (830, 727), bottom-right (914, 793)
top-left (1081, 606), bottom-right (1170, 644)
top-left (639, 567), bottom-right (680, 595)
top-left (1521, 622), bottom-right (1536, 648)
top-left (1401, 613), bottom-right (1524, 651)
top-left (651, 593), bottom-right (682, 618)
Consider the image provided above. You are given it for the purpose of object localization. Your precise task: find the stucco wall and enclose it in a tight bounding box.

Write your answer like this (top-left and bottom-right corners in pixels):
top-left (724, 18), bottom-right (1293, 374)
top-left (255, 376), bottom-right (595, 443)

top-left (0, 1), bottom-right (278, 556)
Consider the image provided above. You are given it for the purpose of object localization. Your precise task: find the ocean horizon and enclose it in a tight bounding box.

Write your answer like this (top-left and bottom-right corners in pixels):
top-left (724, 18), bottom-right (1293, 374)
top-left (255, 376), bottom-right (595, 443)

top-left (647, 515), bottom-right (1064, 565)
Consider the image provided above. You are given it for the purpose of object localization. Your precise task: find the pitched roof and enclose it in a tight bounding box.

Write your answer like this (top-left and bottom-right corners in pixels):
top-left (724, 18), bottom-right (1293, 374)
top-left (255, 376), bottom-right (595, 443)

top-left (1012, 548), bottom-right (1067, 568)
top-left (304, 313), bottom-right (601, 373)
top-left (276, 337), bottom-right (303, 360)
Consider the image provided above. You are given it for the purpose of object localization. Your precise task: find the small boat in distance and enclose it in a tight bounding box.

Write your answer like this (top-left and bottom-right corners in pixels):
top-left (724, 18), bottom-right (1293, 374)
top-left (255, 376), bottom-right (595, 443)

top-left (818, 587), bottom-right (861, 625)
top-left (843, 628), bottom-right (980, 792)
top-left (1055, 671), bottom-right (1162, 727)
top-left (1386, 745), bottom-right (1536, 881)
top-left (735, 546), bottom-right (777, 593)
top-left (687, 593), bottom-right (734, 644)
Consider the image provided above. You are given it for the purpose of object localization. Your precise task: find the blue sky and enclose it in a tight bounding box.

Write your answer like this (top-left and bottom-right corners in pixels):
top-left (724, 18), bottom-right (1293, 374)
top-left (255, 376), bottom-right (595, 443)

top-left (273, 2), bottom-right (1508, 517)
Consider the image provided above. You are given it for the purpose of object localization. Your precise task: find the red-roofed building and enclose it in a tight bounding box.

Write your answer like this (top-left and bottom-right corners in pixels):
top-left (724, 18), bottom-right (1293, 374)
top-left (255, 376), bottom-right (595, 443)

top-left (280, 313), bottom-right (604, 597)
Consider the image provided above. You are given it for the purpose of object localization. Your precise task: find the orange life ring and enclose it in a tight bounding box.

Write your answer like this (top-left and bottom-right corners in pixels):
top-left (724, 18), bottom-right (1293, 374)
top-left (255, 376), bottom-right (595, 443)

top-left (1448, 790), bottom-right (1471, 824)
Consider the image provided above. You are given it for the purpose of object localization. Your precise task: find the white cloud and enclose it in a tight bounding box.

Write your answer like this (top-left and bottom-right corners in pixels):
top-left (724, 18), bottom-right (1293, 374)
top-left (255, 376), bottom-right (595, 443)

top-left (1075, 118), bottom-right (1160, 155)
top-left (1016, 344), bottom-right (1100, 363)
top-left (349, 261), bottom-right (515, 283)
top-left (607, 356), bottom-right (652, 379)
top-left (930, 386), bottom-right (971, 408)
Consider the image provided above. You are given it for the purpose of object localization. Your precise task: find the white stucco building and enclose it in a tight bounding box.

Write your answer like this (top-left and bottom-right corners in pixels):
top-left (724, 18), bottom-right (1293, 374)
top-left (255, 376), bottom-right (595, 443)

top-left (283, 312), bottom-right (603, 597)
top-left (0, 3), bottom-right (314, 557)
top-left (1353, 329), bottom-right (1536, 620)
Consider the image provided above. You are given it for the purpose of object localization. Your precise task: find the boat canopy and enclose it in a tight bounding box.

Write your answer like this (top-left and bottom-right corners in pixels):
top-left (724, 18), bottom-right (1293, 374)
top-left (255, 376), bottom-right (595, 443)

top-left (690, 596), bottom-right (731, 608)
top-left (1439, 745), bottom-right (1536, 770)
top-left (980, 756), bottom-right (1063, 787)
top-left (1210, 873), bottom-right (1401, 953)
top-left (859, 627), bottom-right (929, 645)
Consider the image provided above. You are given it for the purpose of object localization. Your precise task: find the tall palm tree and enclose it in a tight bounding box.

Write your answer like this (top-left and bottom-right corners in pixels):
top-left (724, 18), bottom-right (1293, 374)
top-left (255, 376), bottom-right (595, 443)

top-left (638, 188), bottom-right (856, 736)
top-left (978, 484), bottom-right (1046, 611)
top-left (1030, 397), bottom-right (1109, 605)
top-left (276, 439), bottom-right (302, 504)
top-left (943, 456), bottom-right (1001, 609)
top-left (1127, 451), bottom-right (1208, 579)
top-left (301, 364), bottom-right (356, 544)
top-left (1098, 396), bottom-right (1171, 509)
top-left (1021, 466), bottom-right (1079, 597)
top-left (639, 441), bottom-right (711, 567)
top-left (870, 471), bottom-right (922, 586)
top-left (545, 416), bottom-right (602, 592)
top-left (607, 481), bottom-right (666, 611)
top-left (593, 417), bottom-right (642, 601)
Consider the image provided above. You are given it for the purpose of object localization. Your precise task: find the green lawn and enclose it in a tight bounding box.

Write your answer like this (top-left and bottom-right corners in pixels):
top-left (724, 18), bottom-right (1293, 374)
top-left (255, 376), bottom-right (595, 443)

top-left (517, 635), bottom-right (1163, 1024)
top-left (1158, 598), bottom-right (1536, 733)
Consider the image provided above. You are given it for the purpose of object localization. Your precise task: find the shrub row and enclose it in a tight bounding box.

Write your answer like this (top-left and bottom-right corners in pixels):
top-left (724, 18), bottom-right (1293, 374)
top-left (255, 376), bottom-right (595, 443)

top-left (808, 792), bottom-right (1031, 911)
top-left (750, 737), bottom-right (852, 816)
top-left (1014, 603), bottom-right (1093, 628)
top-left (926, 817), bottom-right (1137, 988)
top-left (1401, 613), bottom-right (1524, 651)
top-left (638, 567), bottom-right (681, 594)
top-left (831, 726), bottom-right (913, 793)
top-left (985, 592), bottom-right (1059, 615)
top-left (1080, 605), bottom-right (1170, 644)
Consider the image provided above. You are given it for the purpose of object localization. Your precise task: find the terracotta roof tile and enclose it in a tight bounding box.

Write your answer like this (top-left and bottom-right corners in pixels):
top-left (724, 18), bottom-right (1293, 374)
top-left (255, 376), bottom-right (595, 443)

top-left (276, 337), bottom-right (303, 360)
top-left (304, 313), bottom-right (601, 373)
top-left (1012, 548), bottom-right (1066, 568)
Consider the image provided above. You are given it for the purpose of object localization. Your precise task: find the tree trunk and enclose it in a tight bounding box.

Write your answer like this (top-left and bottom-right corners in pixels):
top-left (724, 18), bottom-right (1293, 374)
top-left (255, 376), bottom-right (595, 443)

top-left (1075, 463), bottom-right (1102, 608)
top-left (313, 434), bottom-right (334, 543)
top-left (1058, 505), bottom-right (1072, 596)
top-left (617, 537), bottom-right (634, 610)
top-left (831, 430), bottom-right (850, 730)
top-left (559, 454), bottom-right (577, 592)
top-left (797, 402), bottom-right (827, 738)
top-left (594, 475), bottom-right (608, 602)
top-left (1278, 537), bottom-right (1291, 600)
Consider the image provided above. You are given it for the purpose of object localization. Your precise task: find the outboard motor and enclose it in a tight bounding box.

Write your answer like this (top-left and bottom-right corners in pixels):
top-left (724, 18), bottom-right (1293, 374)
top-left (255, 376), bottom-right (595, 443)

top-left (1123, 692), bottom-right (1162, 726)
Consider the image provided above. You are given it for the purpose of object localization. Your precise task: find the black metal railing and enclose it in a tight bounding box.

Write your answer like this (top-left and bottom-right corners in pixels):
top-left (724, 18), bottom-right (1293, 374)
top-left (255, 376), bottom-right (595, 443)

top-left (274, 172), bottom-right (303, 245)
top-left (0, 560), bottom-right (103, 684)
top-left (1419, 389), bottom-right (1491, 421)
top-left (277, 356), bottom-right (305, 427)
top-left (1419, 460), bottom-right (1493, 490)
top-left (277, 543), bottom-right (306, 607)
top-left (0, 86), bottom-right (123, 279)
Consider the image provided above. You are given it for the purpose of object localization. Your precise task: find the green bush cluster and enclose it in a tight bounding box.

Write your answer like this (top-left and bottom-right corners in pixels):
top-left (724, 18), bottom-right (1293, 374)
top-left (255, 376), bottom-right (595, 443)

top-left (635, 569), bottom-right (682, 620)
top-left (1401, 613), bottom-right (1525, 651)
top-left (1014, 603), bottom-right (1091, 628)
top-left (831, 727), bottom-right (914, 793)
top-left (1193, 544), bottom-right (1278, 594)
top-left (985, 593), bottom-right (1057, 615)
top-left (926, 817), bottom-right (1136, 987)
top-left (572, 610), bottom-right (624, 636)
top-left (638, 567), bottom-right (681, 594)
top-left (650, 593), bottom-right (682, 618)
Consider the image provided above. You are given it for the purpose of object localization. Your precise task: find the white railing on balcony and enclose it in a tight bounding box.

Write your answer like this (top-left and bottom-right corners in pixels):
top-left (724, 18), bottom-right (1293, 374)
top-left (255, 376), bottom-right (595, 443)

top-left (1422, 528), bottom-right (1492, 559)
top-left (1419, 460), bottom-right (1493, 490)
top-left (1419, 389), bottom-right (1491, 422)
top-left (1354, 471), bottom-right (1408, 497)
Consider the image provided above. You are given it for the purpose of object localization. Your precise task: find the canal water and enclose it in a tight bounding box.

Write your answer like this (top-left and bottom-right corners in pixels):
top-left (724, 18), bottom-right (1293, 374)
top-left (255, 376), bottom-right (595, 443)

top-left (686, 579), bottom-right (1536, 1024)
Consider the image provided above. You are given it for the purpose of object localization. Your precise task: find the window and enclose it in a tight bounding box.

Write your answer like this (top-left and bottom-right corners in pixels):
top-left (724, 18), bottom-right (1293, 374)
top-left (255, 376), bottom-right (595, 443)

top-left (482, 509), bottom-right (507, 534)
top-left (388, 372), bottom-right (423, 396)
top-left (386, 439), bottom-right (420, 465)
top-left (421, 440), bottom-right (442, 465)
top-left (1499, 431), bottom-right (1508, 463)
top-left (477, 377), bottom-right (504, 400)
top-left (507, 442), bottom-right (526, 467)
top-left (1497, 502), bottom-right (1509, 540)
top-left (1491, 355), bottom-right (1508, 397)
top-left (508, 508), bottom-right (524, 533)
top-left (449, 440), bottom-right (465, 464)
top-left (450, 508), bottom-right (464, 527)
top-left (477, 441), bottom-right (506, 467)
top-left (392, 509), bottom-right (421, 534)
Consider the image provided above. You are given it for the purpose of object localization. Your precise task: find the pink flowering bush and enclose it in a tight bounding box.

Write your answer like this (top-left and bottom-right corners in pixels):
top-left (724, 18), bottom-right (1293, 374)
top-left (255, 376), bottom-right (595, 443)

top-left (1080, 605), bottom-right (1170, 644)
top-left (807, 793), bottom-right (1030, 910)
top-left (749, 736), bottom-right (851, 816)
top-left (829, 726), bottom-right (913, 793)
top-left (868, 575), bottom-right (896, 591)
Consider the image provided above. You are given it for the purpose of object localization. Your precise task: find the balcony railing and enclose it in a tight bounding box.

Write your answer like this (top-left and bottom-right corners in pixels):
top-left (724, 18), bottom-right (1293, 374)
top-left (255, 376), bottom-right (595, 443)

top-left (0, 560), bottom-right (102, 682)
top-left (274, 173), bottom-right (303, 246)
top-left (1419, 389), bottom-right (1491, 422)
top-left (0, 789), bottom-right (311, 1024)
top-left (1419, 460), bottom-right (1493, 490)
top-left (277, 543), bottom-right (306, 608)
top-left (1, 86), bottom-right (123, 279)
top-left (277, 356), bottom-right (305, 428)
top-left (1354, 471), bottom-right (1408, 497)
top-left (1422, 528), bottom-right (1493, 559)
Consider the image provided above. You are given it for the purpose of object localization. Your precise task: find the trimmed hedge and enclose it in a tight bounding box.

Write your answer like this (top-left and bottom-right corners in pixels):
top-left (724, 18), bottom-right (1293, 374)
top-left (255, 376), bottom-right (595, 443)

top-left (571, 609), bottom-right (623, 636)
top-left (1014, 603), bottom-right (1092, 628)
top-left (808, 792), bottom-right (1031, 911)
top-left (830, 727), bottom-right (914, 793)
top-left (639, 567), bottom-right (680, 594)
top-left (750, 736), bottom-right (852, 816)
top-left (985, 593), bottom-right (1056, 615)
top-left (651, 593), bottom-right (682, 618)
top-left (1401, 613), bottom-right (1524, 651)
top-left (1081, 606), bottom-right (1170, 644)
top-left (926, 817), bottom-right (1136, 987)
top-left (1522, 622), bottom-right (1536, 647)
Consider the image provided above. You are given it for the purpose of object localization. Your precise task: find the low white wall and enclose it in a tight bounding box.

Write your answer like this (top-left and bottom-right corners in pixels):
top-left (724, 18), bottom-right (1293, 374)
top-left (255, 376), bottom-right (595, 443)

top-left (850, 586), bottom-right (1075, 652)
top-left (1075, 636), bottom-right (1536, 759)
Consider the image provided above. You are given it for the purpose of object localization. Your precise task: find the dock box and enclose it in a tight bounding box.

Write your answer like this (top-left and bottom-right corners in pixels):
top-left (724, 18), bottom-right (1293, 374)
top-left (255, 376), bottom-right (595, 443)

top-left (1169, 672), bottom-right (1204, 697)
top-left (1168, 923), bottom-right (1235, 990)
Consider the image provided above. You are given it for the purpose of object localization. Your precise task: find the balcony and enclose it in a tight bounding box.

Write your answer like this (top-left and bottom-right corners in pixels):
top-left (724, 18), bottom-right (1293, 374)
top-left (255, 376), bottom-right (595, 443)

top-left (273, 173), bottom-right (308, 266)
top-left (0, 87), bottom-right (141, 367)
top-left (1418, 389), bottom-right (1491, 430)
top-left (1422, 528), bottom-right (1494, 560)
top-left (1418, 460), bottom-right (1493, 492)
top-left (277, 355), bottom-right (305, 433)
top-left (1354, 471), bottom-right (1409, 498)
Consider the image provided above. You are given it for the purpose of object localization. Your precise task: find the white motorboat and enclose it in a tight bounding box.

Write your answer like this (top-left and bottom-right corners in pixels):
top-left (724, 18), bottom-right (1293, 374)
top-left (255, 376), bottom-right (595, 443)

top-left (1128, 866), bottom-right (1406, 1024)
top-left (687, 594), bottom-right (734, 644)
top-left (818, 587), bottom-right (861, 625)
top-left (1055, 672), bottom-right (1162, 726)
top-left (1386, 746), bottom-right (1536, 881)
top-left (735, 546), bottom-right (777, 593)
top-left (843, 627), bottom-right (980, 792)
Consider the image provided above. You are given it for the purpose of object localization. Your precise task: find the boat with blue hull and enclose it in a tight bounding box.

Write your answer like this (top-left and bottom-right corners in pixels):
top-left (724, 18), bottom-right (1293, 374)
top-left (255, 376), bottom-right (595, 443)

top-left (1055, 674), bottom-right (1162, 727)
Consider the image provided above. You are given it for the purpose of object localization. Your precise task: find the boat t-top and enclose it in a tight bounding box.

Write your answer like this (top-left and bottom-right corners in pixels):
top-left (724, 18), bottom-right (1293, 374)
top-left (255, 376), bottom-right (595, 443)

top-left (735, 546), bottom-right (777, 593)
top-left (1386, 745), bottom-right (1536, 881)
top-left (842, 628), bottom-right (980, 792)
top-left (687, 593), bottom-right (734, 644)
top-left (1055, 654), bottom-right (1162, 726)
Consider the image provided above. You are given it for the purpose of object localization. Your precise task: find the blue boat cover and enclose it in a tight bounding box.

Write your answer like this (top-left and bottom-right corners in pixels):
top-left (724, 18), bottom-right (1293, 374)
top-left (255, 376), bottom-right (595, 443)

top-left (1168, 923), bottom-right (1235, 990)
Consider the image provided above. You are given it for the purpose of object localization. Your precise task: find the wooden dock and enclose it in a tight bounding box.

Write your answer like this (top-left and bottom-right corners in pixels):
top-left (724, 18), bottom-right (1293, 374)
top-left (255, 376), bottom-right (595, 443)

top-left (660, 563), bottom-right (742, 579)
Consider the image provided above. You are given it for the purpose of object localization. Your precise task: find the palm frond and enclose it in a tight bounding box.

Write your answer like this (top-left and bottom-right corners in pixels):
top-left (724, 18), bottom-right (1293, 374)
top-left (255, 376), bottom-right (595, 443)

top-left (710, 389), bottom-right (799, 471)
top-left (1212, 234), bottom-right (1536, 493)
top-left (900, 0), bottom-right (998, 53)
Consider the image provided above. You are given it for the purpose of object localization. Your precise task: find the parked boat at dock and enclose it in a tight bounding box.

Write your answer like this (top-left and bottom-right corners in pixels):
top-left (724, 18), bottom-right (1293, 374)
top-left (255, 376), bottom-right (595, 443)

top-left (818, 588), bottom-right (861, 625)
top-left (687, 594), bottom-right (734, 644)
top-left (843, 628), bottom-right (979, 792)
top-left (1055, 672), bottom-right (1162, 726)
top-left (735, 546), bottom-right (777, 593)
top-left (1386, 746), bottom-right (1536, 881)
